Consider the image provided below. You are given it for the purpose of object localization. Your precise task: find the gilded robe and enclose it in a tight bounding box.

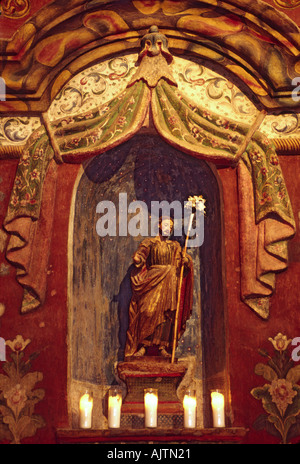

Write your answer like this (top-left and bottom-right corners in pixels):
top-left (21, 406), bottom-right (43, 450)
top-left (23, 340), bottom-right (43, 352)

top-left (125, 235), bottom-right (193, 357)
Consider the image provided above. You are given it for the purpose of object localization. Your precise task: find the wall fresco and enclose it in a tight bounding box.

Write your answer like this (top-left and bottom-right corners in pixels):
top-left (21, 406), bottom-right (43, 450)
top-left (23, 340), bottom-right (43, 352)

top-left (0, 335), bottom-right (45, 444)
top-left (251, 333), bottom-right (300, 444)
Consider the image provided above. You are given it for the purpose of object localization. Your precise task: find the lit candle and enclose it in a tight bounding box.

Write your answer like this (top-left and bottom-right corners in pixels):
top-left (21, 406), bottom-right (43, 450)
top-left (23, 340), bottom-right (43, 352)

top-left (79, 392), bottom-right (93, 429)
top-left (108, 387), bottom-right (122, 428)
top-left (211, 391), bottom-right (225, 427)
top-left (183, 390), bottom-right (197, 428)
top-left (144, 388), bottom-right (158, 428)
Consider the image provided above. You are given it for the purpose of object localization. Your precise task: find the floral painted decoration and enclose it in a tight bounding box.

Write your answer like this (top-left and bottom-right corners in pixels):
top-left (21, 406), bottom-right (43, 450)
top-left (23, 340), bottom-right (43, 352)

top-left (5, 126), bottom-right (54, 222)
top-left (0, 335), bottom-right (45, 444)
top-left (251, 333), bottom-right (300, 444)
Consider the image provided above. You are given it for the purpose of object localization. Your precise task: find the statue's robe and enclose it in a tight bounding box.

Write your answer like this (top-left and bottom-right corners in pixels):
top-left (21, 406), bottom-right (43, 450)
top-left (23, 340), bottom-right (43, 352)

top-left (125, 236), bottom-right (193, 357)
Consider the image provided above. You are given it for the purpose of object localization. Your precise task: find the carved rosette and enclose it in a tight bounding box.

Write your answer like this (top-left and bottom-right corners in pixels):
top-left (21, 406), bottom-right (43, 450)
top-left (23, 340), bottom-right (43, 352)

top-left (0, 0), bottom-right (30, 18)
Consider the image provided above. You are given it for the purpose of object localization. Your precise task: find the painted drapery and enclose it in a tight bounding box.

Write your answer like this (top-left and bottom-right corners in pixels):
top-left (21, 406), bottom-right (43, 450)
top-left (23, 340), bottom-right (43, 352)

top-left (3, 128), bottom-right (57, 313)
top-left (3, 45), bottom-right (296, 318)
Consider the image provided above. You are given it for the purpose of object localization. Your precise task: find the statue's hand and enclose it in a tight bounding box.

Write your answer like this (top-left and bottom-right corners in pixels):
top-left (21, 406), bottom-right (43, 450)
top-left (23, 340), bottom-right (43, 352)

top-left (181, 254), bottom-right (189, 266)
top-left (133, 255), bottom-right (143, 267)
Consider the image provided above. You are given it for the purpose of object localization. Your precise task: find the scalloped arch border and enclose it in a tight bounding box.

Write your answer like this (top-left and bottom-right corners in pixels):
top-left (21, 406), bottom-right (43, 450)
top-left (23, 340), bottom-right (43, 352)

top-left (1, 0), bottom-right (300, 114)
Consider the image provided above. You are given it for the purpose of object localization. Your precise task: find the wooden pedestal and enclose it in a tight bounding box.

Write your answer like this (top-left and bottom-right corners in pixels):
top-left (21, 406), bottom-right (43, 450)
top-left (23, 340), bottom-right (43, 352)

top-left (116, 357), bottom-right (188, 427)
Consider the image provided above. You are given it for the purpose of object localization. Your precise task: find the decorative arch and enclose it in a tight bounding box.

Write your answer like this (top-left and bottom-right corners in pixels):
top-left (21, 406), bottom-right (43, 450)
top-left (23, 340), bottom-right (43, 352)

top-left (1, 0), bottom-right (300, 113)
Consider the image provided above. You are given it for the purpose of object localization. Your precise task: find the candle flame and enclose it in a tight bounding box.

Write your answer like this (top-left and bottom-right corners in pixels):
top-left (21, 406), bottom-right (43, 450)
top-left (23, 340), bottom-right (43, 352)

top-left (144, 392), bottom-right (158, 407)
top-left (109, 395), bottom-right (122, 406)
top-left (183, 395), bottom-right (197, 408)
top-left (211, 391), bottom-right (224, 408)
top-left (80, 393), bottom-right (93, 409)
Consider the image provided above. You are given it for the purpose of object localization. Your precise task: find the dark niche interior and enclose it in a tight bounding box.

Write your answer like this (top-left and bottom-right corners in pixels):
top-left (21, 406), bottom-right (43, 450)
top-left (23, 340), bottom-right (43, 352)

top-left (70, 134), bottom-right (228, 427)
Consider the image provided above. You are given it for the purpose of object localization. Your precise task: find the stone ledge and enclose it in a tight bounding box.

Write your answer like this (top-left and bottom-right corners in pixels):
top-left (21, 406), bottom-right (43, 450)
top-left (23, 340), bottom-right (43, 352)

top-left (55, 427), bottom-right (248, 444)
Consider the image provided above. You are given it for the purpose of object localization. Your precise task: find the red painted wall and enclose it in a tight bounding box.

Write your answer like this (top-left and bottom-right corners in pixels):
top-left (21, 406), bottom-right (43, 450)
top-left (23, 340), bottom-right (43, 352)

top-left (0, 155), bottom-right (299, 443)
top-left (0, 161), bottom-right (80, 443)
top-left (219, 156), bottom-right (300, 444)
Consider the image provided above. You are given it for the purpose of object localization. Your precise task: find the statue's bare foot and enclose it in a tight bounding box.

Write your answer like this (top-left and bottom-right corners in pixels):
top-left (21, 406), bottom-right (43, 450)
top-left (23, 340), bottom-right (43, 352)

top-left (160, 347), bottom-right (171, 358)
top-left (134, 346), bottom-right (146, 356)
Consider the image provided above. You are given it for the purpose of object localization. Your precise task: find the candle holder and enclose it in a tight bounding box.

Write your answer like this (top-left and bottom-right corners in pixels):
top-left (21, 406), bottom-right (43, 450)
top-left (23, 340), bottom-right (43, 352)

top-left (183, 389), bottom-right (197, 428)
top-left (108, 386), bottom-right (122, 428)
top-left (144, 388), bottom-right (158, 428)
top-left (79, 390), bottom-right (93, 429)
top-left (211, 389), bottom-right (225, 427)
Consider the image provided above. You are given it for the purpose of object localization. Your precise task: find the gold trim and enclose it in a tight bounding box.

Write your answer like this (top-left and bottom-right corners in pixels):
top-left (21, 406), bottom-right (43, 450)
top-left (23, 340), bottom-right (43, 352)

top-left (41, 113), bottom-right (63, 164)
top-left (272, 137), bottom-right (300, 154)
top-left (234, 110), bottom-right (267, 163)
top-left (0, 144), bottom-right (23, 159)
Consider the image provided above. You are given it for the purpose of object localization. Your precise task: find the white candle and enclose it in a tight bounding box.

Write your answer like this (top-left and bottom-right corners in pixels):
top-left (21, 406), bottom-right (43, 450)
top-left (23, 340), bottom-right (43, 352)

top-left (108, 388), bottom-right (122, 428)
top-left (79, 392), bottom-right (93, 429)
top-left (144, 389), bottom-right (158, 428)
top-left (211, 391), bottom-right (225, 427)
top-left (183, 392), bottom-right (197, 428)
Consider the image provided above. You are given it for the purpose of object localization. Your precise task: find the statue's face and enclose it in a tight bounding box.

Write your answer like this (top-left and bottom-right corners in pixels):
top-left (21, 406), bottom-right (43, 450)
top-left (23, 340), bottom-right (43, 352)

top-left (160, 218), bottom-right (174, 236)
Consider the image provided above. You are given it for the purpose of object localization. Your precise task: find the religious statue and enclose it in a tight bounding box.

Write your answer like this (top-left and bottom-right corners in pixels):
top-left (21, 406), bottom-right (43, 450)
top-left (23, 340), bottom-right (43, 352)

top-left (124, 215), bottom-right (194, 360)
